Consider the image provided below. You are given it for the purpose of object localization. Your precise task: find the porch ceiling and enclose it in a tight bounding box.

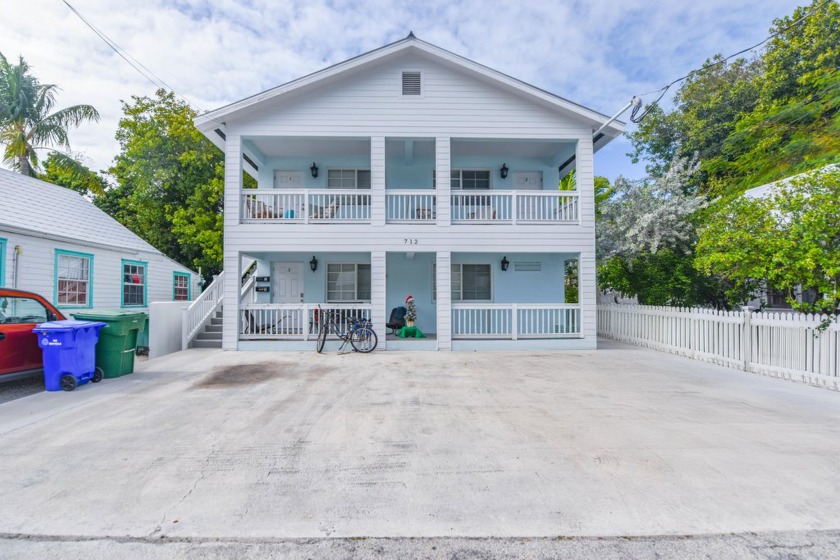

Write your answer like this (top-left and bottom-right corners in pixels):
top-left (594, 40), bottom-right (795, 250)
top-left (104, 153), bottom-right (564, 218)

top-left (452, 139), bottom-right (575, 161)
top-left (248, 137), bottom-right (371, 159)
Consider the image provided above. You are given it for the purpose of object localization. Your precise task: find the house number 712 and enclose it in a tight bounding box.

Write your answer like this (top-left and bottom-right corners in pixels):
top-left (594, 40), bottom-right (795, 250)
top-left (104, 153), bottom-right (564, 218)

top-left (403, 238), bottom-right (418, 245)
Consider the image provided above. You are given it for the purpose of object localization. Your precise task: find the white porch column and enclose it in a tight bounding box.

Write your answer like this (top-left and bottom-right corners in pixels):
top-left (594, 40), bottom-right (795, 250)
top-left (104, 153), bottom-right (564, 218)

top-left (436, 251), bottom-right (452, 350)
top-left (576, 135), bottom-right (597, 348)
top-left (371, 251), bottom-right (387, 350)
top-left (222, 134), bottom-right (243, 350)
top-left (371, 136), bottom-right (385, 226)
top-left (435, 137), bottom-right (450, 226)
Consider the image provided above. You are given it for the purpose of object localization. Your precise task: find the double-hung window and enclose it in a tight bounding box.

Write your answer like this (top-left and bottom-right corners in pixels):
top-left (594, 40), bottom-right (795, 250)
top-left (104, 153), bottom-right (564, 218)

top-left (173, 272), bottom-right (191, 301)
top-left (327, 169), bottom-right (371, 189)
top-left (55, 250), bottom-right (93, 307)
top-left (451, 169), bottom-right (490, 191)
top-left (0, 238), bottom-right (5, 286)
top-left (433, 263), bottom-right (492, 301)
top-left (453, 264), bottom-right (491, 301)
top-left (326, 263), bottom-right (371, 302)
top-left (122, 260), bottom-right (147, 307)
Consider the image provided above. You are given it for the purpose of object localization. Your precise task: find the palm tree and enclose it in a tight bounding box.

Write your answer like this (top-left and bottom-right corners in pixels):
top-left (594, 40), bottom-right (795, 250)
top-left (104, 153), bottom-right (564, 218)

top-left (0, 52), bottom-right (99, 176)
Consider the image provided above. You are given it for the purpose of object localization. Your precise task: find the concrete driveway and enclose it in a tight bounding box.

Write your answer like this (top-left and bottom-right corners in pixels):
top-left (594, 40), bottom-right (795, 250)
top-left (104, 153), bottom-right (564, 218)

top-left (1, 341), bottom-right (839, 553)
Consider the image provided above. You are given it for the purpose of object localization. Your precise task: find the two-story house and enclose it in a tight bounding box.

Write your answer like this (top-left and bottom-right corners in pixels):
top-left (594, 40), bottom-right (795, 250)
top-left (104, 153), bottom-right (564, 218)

top-left (194, 34), bottom-right (624, 351)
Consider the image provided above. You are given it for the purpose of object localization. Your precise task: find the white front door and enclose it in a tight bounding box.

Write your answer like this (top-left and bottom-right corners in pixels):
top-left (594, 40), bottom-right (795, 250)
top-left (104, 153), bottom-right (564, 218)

top-left (273, 262), bottom-right (304, 332)
top-left (273, 262), bottom-right (304, 303)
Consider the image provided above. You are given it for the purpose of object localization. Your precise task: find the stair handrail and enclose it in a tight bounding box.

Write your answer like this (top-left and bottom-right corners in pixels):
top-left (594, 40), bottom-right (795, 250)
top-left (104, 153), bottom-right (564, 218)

top-left (182, 271), bottom-right (225, 350)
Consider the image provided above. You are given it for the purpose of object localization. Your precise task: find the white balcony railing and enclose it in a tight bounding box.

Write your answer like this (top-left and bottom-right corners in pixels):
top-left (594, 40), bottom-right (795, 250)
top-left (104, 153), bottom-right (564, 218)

top-left (452, 304), bottom-right (581, 339)
top-left (241, 189), bottom-right (370, 224)
top-left (240, 303), bottom-right (372, 340)
top-left (386, 190), bottom-right (436, 223)
top-left (241, 189), bottom-right (579, 224)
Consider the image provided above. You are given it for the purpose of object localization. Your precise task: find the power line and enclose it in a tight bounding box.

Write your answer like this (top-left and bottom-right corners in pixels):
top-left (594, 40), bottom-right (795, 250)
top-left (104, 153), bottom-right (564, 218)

top-left (630, 0), bottom-right (835, 123)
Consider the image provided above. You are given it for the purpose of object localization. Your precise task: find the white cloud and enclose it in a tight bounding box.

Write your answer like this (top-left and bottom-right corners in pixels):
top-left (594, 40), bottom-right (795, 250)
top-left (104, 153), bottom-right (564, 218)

top-left (0, 0), bottom-right (799, 179)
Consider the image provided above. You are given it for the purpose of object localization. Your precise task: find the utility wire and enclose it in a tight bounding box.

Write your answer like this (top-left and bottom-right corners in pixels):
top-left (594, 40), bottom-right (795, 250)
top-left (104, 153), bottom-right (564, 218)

top-left (62, 0), bottom-right (216, 121)
top-left (630, 0), bottom-right (835, 123)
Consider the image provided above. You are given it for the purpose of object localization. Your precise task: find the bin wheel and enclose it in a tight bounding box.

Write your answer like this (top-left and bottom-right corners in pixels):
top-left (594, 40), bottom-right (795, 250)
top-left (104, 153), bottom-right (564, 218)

top-left (92, 367), bottom-right (104, 383)
top-left (60, 375), bottom-right (77, 392)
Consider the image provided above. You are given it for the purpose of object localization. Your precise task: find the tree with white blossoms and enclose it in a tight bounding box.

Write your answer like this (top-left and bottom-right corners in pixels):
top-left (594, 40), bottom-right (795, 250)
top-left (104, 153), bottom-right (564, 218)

top-left (597, 155), bottom-right (705, 259)
top-left (596, 155), bottom-right (727, 307)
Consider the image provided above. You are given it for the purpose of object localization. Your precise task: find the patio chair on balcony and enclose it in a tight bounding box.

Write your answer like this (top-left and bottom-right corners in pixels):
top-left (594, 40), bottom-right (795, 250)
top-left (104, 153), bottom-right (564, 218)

top-left (311, 199), bottom-right (341, 220)
top-left (385, 306), bottom-right (407, 335)
top-left (245, 197), bottom-right (278, 219)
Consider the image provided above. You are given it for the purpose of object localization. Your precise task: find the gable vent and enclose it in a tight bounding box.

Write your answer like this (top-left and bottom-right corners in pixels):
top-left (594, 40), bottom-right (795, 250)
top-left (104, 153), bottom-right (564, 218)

top-left (402, 71), bottom-right (421, 95)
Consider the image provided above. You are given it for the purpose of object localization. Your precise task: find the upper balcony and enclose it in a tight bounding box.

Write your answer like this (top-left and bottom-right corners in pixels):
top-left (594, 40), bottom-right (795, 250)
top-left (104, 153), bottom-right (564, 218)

top-left (241, 189), bottom-right (579, 225)
top-left (236, 136), bottom-right (584, 227)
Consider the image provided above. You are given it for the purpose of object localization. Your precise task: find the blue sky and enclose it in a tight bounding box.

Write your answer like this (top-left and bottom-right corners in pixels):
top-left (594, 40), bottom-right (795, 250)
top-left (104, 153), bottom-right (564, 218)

top-left (0, 0), bottom-right (801, 181)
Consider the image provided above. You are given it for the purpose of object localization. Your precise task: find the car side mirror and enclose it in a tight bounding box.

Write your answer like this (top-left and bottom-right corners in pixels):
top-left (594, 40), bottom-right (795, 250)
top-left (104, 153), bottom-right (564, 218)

top-left (47, 312), bottom-right (57, 322)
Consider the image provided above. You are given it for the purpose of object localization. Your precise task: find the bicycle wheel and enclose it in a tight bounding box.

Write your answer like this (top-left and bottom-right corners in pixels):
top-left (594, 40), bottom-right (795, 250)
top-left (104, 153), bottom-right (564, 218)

top-left (350, 326), bottom-right (378, 353)
top-left (316, 323), bottom-right (327, 353)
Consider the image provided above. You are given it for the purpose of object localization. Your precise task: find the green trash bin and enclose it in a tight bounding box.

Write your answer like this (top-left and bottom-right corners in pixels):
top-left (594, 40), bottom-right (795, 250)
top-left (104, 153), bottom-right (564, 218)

top-left (71, 310), bottom-right (148, 378)
top-left (136, 315), bottom-right (149, 355)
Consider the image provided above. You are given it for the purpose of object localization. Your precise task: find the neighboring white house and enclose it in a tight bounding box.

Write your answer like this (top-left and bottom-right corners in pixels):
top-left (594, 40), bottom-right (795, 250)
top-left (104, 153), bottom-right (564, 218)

top-left (194, 34), bottom-right (624, 351)
top-left (743, 164), bottom-right (838, 310)
top-left (0, 170), bottom-right (199, 317)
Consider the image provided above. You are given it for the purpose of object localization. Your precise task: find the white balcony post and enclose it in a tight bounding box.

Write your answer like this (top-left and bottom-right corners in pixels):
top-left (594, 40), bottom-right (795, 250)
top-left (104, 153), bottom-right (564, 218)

top-left (436, 251), bottom-right (452, 349)
top-left (371, 251), bottom-right (387, 350)
top-left (436, 137), bottom-right (450, 226)
top-left (223, 134), bottom-right (243, 350)
top-left (371, 136), bottom-right (385, 226)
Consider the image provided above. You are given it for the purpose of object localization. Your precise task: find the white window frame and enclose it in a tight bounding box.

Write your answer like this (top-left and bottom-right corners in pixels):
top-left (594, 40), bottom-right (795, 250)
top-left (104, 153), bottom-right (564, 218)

top-left (327, 169), bottom-right (371, 190)
top-left (326, 263), bottom-right (371, 303)
top-left (433, 263), bottom-right (492, 302)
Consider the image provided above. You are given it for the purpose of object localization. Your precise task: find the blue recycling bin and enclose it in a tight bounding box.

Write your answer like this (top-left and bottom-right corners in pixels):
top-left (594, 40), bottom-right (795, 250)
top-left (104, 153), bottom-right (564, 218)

top-left (33, 320), bottom-right (107, 392)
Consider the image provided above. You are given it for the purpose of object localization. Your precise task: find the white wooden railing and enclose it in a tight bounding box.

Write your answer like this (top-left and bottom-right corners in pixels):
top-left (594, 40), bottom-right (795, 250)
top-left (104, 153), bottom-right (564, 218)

top-left (241, 189), bottom-right (371, 223)
top-left (242, 189), bottom-right (579, 224)
top-left (598, 304), bottom-right (840, 389)
top-left (452, 304), bottom-right (582, 339)
top-left (182, 272), bottom-right (225, 350)
top-left (386, 190), bottom-right (436, 222)
top-left (239, 303), bottom-right (372, 340)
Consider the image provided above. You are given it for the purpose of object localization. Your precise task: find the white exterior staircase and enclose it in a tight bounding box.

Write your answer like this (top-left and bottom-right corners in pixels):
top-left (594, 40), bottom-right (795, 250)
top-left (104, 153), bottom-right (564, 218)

top-left (191, 309), bottom-right (223, 348)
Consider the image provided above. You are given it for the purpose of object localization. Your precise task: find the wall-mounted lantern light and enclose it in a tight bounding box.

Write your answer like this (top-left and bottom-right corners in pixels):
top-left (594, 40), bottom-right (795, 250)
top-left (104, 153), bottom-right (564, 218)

top-left (310, 162), bottom-right (319, 178)
top-left (500, 163), bottom-right (509, 179)
top-left (501, 256), bottom-right (510, 271)
top-left (309, 256), bottom-right (318, 272)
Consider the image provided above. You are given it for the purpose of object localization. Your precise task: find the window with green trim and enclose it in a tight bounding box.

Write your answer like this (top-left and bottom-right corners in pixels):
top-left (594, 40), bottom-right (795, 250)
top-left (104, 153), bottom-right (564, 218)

top-left (173, 272), bottom-right (191, 301)
top-left (123, 261), bottom-right (147, 306)
top-left (56, 250), bottom-right (93, 307)
top-left (0, 238), bottom-right (6, 287)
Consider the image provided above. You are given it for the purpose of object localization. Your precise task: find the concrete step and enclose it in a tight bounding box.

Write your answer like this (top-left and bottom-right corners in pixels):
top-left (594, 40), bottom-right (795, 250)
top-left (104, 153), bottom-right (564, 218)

top-left (191, 339), bottom-right (222, 349)
top-left (205, 324), bottom-right (223, 333)
top-left (197, 331), bottom-right (222, 340)
top-left (210, 317), bottom-right (223, 326)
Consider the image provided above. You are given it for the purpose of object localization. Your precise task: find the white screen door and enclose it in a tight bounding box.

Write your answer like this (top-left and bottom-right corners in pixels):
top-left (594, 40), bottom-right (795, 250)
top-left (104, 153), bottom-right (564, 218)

top-left (272, 262), bottom-right (304, 332)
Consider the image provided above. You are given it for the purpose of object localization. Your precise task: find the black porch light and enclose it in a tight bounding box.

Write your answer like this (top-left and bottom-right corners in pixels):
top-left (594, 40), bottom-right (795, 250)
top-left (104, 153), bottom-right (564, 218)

top-left (501, 256), bottom-right (510, 271)
top-left (500, 163), bottom-right (509, 179)
top-left (309, 256), bottom-right (318, 272)
top-left (310, 162), bottom-right (319, 178)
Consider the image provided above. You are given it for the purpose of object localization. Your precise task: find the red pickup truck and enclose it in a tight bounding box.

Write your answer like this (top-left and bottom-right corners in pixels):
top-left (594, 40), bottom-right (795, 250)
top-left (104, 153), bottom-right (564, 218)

top-left (0, 288), bottom-right (64, 380)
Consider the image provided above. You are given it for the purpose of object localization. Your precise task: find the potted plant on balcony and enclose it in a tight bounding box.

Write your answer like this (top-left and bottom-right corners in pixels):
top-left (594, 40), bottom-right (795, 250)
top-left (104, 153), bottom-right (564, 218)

top-left (405, 295), bottom-right (417, 327)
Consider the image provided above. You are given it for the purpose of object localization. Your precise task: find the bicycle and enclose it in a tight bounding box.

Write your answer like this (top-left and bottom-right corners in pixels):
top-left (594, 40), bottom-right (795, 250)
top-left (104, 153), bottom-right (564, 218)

top-left (315, 306), bottom-right (378, 354)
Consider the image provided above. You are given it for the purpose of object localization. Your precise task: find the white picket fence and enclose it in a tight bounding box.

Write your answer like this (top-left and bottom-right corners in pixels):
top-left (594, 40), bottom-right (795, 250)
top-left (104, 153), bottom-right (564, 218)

top-left (598, 304), bottom-right (840, 390)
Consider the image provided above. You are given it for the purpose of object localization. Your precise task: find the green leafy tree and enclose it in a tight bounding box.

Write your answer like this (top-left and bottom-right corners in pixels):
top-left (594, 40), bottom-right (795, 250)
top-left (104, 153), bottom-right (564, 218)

top-left (106, 89), bottom-right (225, 280)
top-left (39, 152), bottom-right (108, 196)
top-left (696, 166), bottom-right (840, 316)
top-left (0, 53), bottom-right (99, 176)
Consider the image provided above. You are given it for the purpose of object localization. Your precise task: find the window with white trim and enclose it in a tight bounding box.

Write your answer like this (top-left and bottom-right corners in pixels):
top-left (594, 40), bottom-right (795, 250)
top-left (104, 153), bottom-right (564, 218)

top-left (56, 251), bottom-right (92, 306)
top-left (327, 169), bottom-right (371, 189)
top-left (433, 263), bottom-right (492, 301)
top-left (123, 261), bottom-right (147, 307)
top-left (327, 263), bottom-right (371, 302)
top-left (433, 169), bottom-right (491, 190)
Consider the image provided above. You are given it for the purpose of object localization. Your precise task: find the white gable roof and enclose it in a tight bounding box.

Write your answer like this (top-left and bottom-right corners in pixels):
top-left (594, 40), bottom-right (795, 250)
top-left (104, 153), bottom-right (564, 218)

top-left (195, 34), bottom-right (625, 144)
top-left (0, 169), bottom-right (160, 254)
top-left (744, 164), bottom-right (839, 199)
